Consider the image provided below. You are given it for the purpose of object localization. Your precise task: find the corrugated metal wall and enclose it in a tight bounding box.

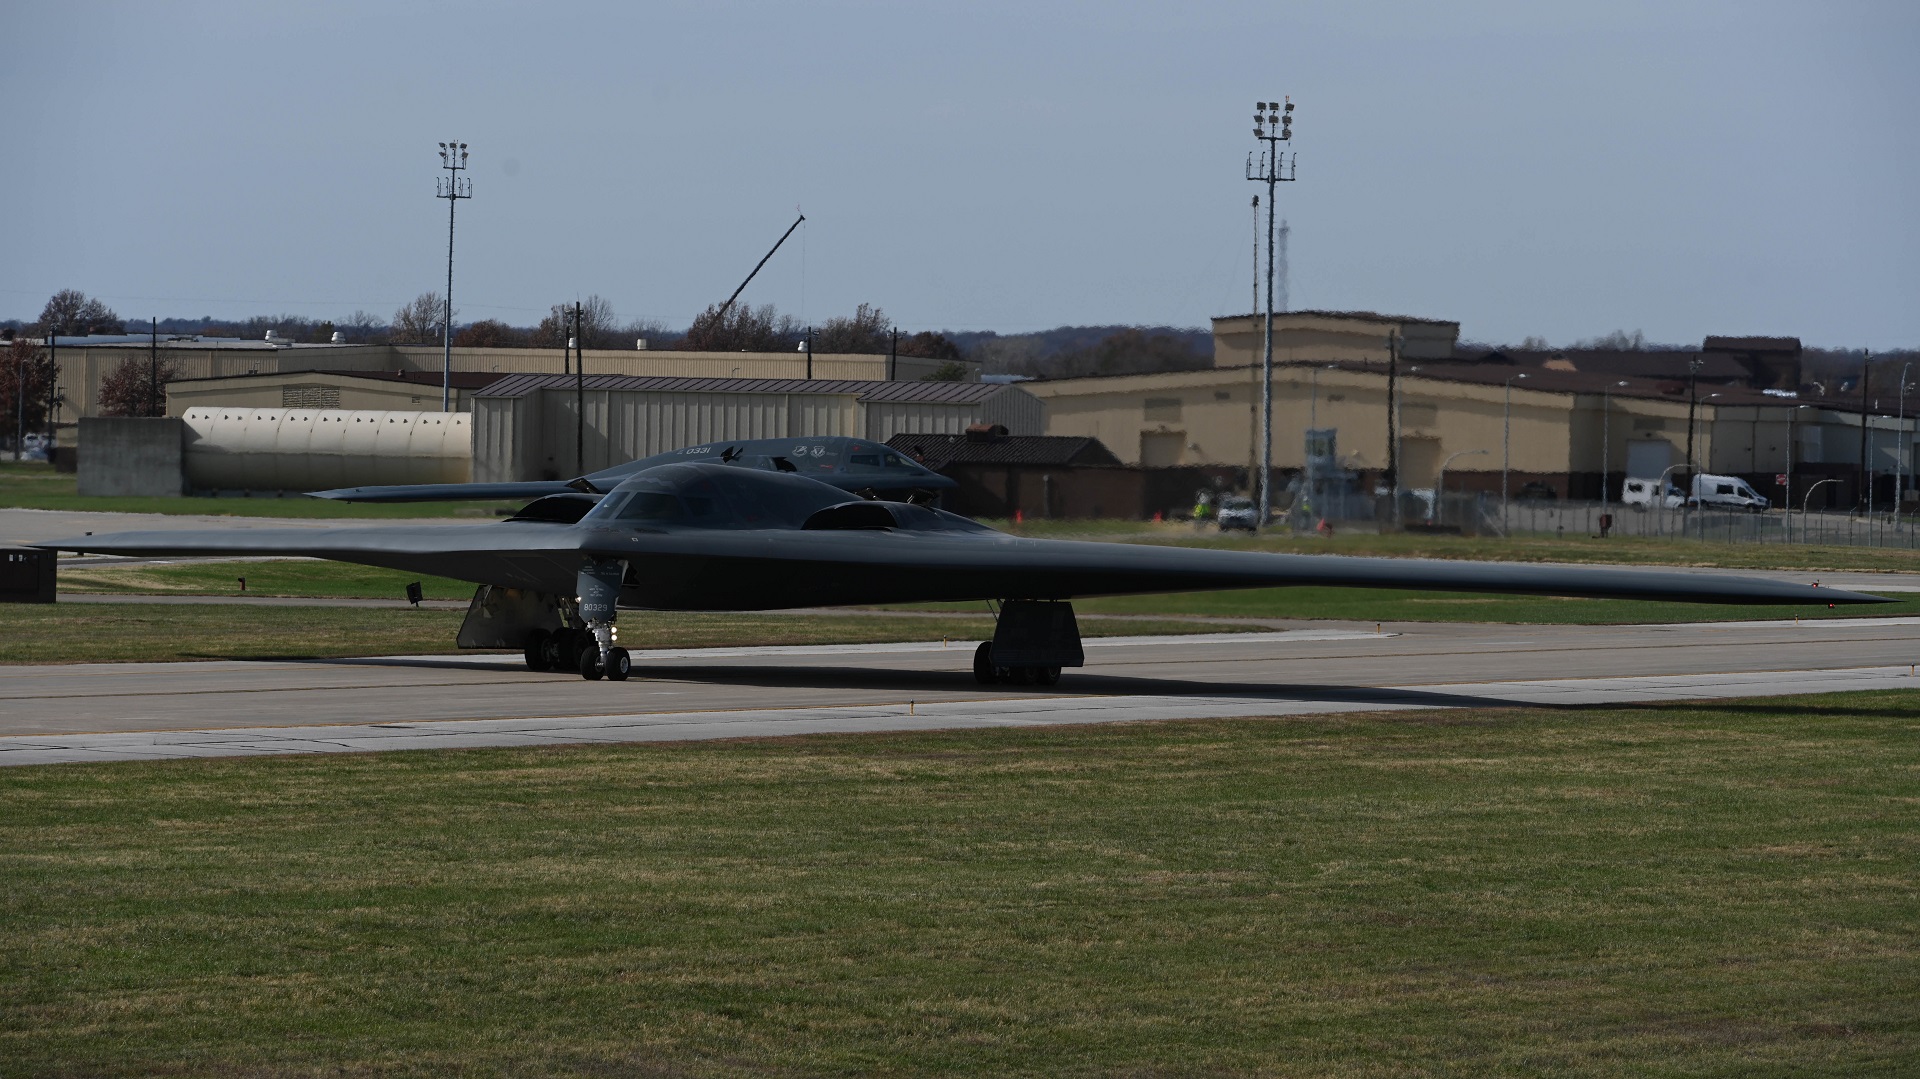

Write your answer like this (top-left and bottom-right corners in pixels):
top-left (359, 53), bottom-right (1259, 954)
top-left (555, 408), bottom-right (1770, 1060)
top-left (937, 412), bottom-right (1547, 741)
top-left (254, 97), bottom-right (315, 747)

top-left (474, 385), bottom-right (1042, 481)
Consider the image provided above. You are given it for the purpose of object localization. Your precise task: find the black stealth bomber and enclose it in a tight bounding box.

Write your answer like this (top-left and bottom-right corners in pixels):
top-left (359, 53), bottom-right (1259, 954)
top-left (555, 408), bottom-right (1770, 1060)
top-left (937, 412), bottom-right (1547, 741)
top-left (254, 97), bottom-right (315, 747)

top-left (37, 459), bottom-right (1886, 684)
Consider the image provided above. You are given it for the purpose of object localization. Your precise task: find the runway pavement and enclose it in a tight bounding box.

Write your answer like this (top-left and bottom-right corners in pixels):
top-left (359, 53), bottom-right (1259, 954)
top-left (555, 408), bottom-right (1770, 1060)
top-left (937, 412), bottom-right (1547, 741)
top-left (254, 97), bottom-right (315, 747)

top-left (4, 616), bottom-right (1917, 767)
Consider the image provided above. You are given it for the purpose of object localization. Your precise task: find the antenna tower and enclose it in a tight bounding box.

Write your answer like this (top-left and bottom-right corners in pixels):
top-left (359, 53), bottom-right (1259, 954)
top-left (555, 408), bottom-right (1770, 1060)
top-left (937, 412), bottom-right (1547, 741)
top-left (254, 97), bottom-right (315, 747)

top-left (434, 140), bottom-right (472, 413)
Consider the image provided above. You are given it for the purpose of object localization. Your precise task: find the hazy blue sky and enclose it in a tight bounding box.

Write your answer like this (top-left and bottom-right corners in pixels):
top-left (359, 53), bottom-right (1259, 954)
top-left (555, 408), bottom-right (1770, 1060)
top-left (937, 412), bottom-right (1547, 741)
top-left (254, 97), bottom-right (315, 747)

top-left (3, 1), bottom-right (1913, 347)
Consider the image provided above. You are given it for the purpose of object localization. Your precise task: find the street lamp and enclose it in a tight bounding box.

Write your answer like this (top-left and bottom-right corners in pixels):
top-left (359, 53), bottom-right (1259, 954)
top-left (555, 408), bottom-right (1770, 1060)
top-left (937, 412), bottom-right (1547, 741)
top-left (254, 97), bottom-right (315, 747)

top-left (1601, 379), bottom-right (1628, 511)
top-left (1434, 448), bottom-right (1488, 524)
top-left (1788, 404), bottom-right (1812, 541)
top-left (1502, 372), bottom-right (1528, 527)
top-left (1246, 98), bottom-right (1297, 530)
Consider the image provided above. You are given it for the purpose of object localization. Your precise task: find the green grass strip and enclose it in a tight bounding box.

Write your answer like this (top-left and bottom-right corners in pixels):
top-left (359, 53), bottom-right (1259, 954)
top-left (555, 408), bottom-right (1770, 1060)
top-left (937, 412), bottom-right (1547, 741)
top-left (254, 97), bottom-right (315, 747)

top-left (2, 691), bottom-right (1915, 1074)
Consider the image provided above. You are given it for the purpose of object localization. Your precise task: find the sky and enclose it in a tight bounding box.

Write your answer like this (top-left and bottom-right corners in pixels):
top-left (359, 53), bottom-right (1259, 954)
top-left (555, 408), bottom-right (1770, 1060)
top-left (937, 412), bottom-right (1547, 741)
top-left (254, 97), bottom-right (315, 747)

top-left (2, 0), bottom-right (1914, 348)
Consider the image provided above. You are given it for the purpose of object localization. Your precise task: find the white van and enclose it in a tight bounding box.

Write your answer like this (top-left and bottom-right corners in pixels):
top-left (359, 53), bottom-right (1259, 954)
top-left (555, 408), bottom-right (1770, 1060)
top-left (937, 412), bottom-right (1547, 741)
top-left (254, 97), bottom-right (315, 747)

top-left (1690, 473), bottom-right (1769, 512)
top-left (1620, 477), bottom-right (1684, 511)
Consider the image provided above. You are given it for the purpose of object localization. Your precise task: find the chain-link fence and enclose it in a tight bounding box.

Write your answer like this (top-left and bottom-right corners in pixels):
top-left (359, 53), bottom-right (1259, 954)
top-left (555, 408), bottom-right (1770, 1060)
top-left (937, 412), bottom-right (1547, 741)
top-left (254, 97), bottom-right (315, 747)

top-left (1494, 497), bottom-right (1920, 549)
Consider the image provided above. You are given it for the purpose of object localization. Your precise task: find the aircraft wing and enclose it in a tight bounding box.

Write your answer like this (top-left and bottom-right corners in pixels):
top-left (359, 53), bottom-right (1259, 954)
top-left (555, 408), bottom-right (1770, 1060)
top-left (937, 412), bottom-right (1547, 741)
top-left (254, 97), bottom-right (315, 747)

top-left (307, 481), bottom-right (576, 503)
top-left (34, 523), bottom-right (1888, 609)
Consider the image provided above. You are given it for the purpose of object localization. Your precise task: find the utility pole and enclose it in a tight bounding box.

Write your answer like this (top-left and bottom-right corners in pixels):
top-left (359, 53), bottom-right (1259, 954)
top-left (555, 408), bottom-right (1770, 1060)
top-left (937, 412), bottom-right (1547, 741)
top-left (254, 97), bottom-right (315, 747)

top-left (12, 333), bottom-right (22, 461)
top-left (1898, 361), bottom-right (1913, 528)
top-left (1683, 354), bottom-right (1703, 492)
top-left (45, 332), bottom-right (57, 451)
top-left (149, 317), bottom-right (159, 417)
top-left (888, 327), bottom-right (898, 381)
top-left (1385, 327), bottom-right (1399, 526)
top-left (1601, 381), bottom-right (1627, 511)
top-left (435, 141), bottom-right (472, 413)
top-left (1246, 98), bottom-right (1297, 530)
top-left (1502, 372), bottom-right (1528, 527)
top-left (806, 326), bottom-right (815, 380)
top-left (574, 302), bottom-right (585, 476)
top-left (1858, 350), bottom-right (1872, 512)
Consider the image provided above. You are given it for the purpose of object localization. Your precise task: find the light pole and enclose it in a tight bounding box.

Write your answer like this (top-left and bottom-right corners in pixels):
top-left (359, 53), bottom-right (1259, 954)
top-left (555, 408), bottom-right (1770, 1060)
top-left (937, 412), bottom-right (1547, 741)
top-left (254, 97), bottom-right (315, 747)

top-left (435, 140), bottom-right (472, 413)
top-left (1803, 477), bottom-right (1841, 543)
top-left (1501, 372), bottom-right (1527, 528)
top-left (1246, 98), bottom-right (1297, 530)
top-left (1434, 448), bottom-right (1488, 524)
top-left (1600, 379), bottom-right (1627, 511)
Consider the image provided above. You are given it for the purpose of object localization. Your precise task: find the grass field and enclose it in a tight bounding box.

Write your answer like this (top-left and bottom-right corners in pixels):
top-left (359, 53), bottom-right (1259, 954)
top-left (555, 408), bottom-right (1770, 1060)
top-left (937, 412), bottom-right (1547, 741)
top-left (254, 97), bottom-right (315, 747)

top-left (4, 691), bottom-right (1915, 1075)
top-left (0, 461), bottom-right (515, 518)
top-left (0, 604), bottom-right (1237, 665)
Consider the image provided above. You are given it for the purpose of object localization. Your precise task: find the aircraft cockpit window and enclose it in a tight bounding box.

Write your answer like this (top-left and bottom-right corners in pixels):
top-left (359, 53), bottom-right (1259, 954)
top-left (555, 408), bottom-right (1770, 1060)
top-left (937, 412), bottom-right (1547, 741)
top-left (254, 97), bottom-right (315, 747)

top-left (881, 448), bottom-right (918, 469)
top-left (617, 492), bottom-right (683, 521)
top-left (849, 454), bottom-right (881, 467)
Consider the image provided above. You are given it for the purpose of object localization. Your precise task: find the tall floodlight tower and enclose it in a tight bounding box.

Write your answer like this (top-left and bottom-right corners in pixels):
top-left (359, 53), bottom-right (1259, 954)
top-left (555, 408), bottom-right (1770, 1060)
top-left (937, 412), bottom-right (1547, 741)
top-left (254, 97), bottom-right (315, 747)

top-left (1246, 98), bottom-right (1297, 529)
top-left (435, 141), bottom-right (472, 413)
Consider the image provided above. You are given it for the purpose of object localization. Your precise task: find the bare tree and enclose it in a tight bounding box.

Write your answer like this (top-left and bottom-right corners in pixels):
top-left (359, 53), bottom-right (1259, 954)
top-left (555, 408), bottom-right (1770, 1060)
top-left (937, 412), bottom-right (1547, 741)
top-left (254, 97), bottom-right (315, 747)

top-left (36, 290), bottom-right (122, 336)
top-left (533, 295), bottom-right (622, 349)
top-left (814, 303), bottom-right (891, 354)
top-left (1, 338), bottom-right (54, 447)
top-left (391, 292), bottom-right (450, 345)
top-left (453, 319), bottom-right (529, 347)
top-left (680, 303), bottom-right (802, 353)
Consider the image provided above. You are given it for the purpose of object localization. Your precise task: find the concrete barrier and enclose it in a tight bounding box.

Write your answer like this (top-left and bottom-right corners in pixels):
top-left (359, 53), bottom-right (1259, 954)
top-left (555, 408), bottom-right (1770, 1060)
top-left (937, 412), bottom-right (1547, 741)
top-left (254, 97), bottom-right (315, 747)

top-left (76, 417), bottom-right (185, 497)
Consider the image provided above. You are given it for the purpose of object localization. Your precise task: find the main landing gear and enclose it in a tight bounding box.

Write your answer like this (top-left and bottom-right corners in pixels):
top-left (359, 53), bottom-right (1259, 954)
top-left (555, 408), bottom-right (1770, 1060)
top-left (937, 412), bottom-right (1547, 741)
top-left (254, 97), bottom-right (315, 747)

top-left (520, 558), bottom-right (633, 681)
top-left (523, 627), bottom-right (630, 681)
top-left (972, 600), bottom-right (1083, 688)
top-left (973, 641), bottom-right (1061, 686)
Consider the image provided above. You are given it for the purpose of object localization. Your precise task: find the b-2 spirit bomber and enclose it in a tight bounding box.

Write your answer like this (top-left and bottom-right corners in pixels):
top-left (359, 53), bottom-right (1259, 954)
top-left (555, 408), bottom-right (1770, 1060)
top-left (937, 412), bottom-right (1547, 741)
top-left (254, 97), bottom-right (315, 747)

top-left (38, 436), bottom-right (1885, 684)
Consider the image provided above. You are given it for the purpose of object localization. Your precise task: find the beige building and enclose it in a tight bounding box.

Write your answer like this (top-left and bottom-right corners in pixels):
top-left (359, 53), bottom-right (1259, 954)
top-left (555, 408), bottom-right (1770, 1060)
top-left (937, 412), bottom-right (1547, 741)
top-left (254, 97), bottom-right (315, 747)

top-left (50, 337), bottom-right (974, 425)
top-left (1210, 310), bottom-right (1461, 369)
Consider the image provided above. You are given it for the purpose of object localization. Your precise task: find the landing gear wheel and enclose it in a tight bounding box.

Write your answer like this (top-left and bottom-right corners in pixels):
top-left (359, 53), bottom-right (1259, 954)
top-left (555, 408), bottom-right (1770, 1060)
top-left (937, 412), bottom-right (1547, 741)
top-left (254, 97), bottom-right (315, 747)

top-left (1036, 666), bottom-right (1062, 687)
top-left (542, 629), bottom-right (576, 671)
top-left (973, 642), bottom-right (996, 685)
top-left (1006, 665), bottom-right (1036, 686)
top-left (523, 629), bottom-right (551, 672)
top-left (605, 647), bottom-right (632, 682)
top-left (577, 644), bottom-right (604, 681)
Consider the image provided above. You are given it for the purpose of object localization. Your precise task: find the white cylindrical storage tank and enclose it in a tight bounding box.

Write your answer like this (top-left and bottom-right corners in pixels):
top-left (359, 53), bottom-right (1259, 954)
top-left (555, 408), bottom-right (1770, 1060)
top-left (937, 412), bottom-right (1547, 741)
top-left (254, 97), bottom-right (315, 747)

top-left (181, 407), bottom-right (472, 492)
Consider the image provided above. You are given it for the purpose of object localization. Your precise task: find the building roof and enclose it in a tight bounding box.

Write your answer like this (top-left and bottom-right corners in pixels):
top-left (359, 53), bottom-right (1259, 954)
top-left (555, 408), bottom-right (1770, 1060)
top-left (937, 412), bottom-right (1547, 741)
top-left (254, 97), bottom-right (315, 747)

top-left (474, 373), bottom-right (1010, 403)
top-left (1457, 348), bottom-right (1756, 383)
top-left (887, 433), bottom-right (1124, 468)
top-left (1703, 336), bottom-right (1802, 353)
top-left (1212, 310), bottom-right (1459, 327)
top-left (168, 369), bottom-right (506, 390)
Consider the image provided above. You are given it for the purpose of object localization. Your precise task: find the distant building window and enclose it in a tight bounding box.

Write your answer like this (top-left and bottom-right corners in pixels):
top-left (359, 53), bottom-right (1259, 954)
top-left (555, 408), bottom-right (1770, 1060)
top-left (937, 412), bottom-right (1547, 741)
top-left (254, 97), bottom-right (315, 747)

top-left (282, 385), bottom-right (340, 409)
top-left (1214, 390), bottom-right (1232, 401)
top-left (1632, 417), bottom-right (1667, 432)
top-left (1144, 397), bottom-right (1182, 422)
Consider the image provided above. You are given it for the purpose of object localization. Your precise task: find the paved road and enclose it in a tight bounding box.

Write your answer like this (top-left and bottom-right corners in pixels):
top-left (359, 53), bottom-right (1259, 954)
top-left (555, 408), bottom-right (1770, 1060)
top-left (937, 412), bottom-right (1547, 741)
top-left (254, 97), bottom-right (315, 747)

top-left (4, 617), bottom-right (1917, 766)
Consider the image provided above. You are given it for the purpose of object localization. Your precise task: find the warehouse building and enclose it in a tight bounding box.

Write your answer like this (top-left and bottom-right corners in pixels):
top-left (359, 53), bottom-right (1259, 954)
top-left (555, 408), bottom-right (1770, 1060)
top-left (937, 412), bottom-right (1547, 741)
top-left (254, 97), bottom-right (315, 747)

top-left (471, 374), bottom-right (1043, 482)
top-left (47, 335), bottom-right (975, 425)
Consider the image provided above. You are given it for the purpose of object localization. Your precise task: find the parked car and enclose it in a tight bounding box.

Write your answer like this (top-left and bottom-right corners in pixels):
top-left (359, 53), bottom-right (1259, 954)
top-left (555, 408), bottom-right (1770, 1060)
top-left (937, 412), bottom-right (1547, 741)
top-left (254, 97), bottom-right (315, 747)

top-left (1620, 477), bottom-right (1685, 511)
top-left (1216, 495), bottom-right (1258, 532)
top-left (1689, 473), bottom-right (1769, 512)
